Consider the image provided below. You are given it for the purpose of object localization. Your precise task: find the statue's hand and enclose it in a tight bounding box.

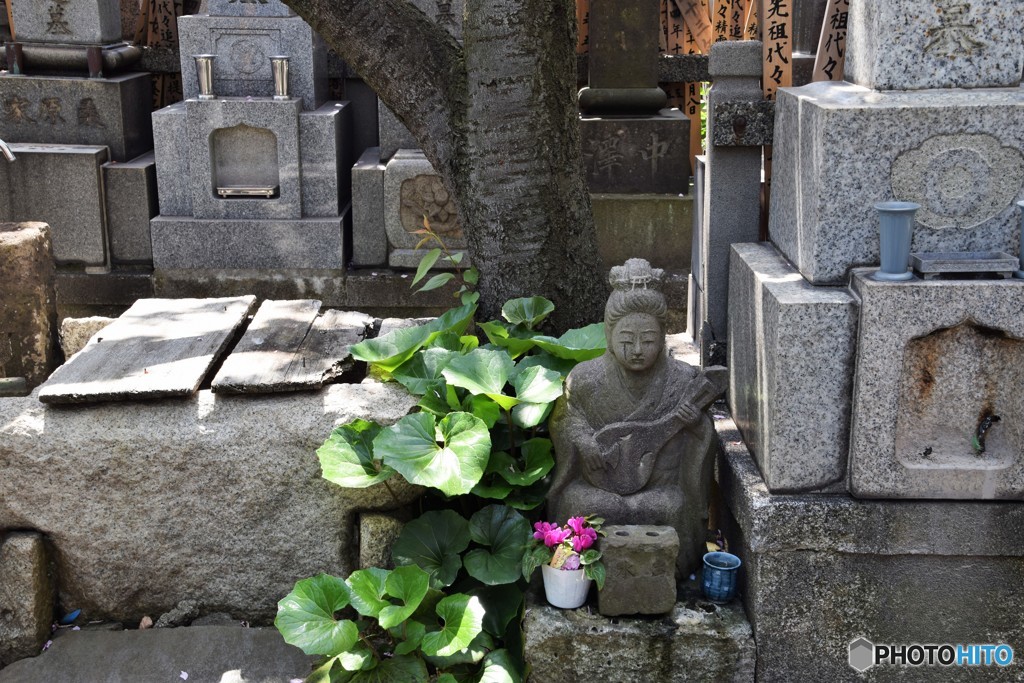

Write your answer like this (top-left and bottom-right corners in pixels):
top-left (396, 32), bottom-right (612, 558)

top-left (580, 438), bottom-right (605, 474)
top-left (674, 402), bottom-right (700, 429)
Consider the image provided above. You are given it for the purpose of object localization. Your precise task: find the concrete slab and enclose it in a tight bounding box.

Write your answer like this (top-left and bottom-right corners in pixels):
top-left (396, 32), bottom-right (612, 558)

top-left (0, 627), bottom-right (314, 683)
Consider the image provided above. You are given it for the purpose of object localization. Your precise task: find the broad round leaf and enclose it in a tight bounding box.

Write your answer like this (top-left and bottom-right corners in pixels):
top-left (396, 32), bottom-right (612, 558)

top-left (422, 631), bottom-right (495, 668)
top-left (391, 348), bottom-right (456, 395)
top-left (511, 365), bottom-right (562, 404)
top-left (463, 394), bottom-right (501, 429)
top-left (338, 645), bottom-right (375, 672)
top-left (318, 419), bottom-right (393, 489)
top-left (346, 567), bottom-right (390, 618)
top-left (501, 297), bottom-right (555, 329)
top-left (392, 510), bottom-right (471, 589)
top-left (511, 401), bottom-right (554, 430)
top-left (479, 649), bottom-right (523, 683)
top-left (442, 348), bottom-right (519, 410)
top-left (468, 585), bottom-right (524, 637)
top-left (515, 353), bottom-right (576, 380)
top-left (531, 323), bottom-right (607, 361)
top-left (349, 655), bottom-right (428, 683)
top-left (275, 574), bottom-right (359, 656)
top-left (478, 321), bottom-right (537, 359)
top-left (375, 412), bottom-right (491, 497)
top-left (378, 565), bottom-right (431, 629)
top-left (464, 505), bottom-right (532, 585)
top-left (392, 619), bottom-right (426, 655)
top-left (420, 594), bottom-right (485, 657)
top-left (349, 303), bottom-right (475, 373)
top-left (496, 438), bottom-right (554, 486)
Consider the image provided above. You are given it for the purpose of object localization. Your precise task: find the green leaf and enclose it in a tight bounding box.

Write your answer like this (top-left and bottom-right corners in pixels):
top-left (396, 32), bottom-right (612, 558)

top-left (436, 675), bottom-right (459, 683)
top-left (503, 479), bottom-right (550, 511)
top-left (501, 297), bottom-right (555, 330)
top-left (467, 585), bottom-right (524, 637)
top-left (478, 321), bottom-right (537, 359)
top-left (392, 510), bottom-right (471, 589)
top-left (391, 348), bottom-right (456, 395)
top-left (510, 401), bottom-right (553, 430)
top-left (375, 412), bottom-right (491, 497)
top-left (447, 251), bottom-right (465, 265)
top-left (417, 380), bottom-right (454, 418)
top-left (349, 655), bottom-right (428, 683)
top-left (584, 562), bottom-right (606, 591)
top-left (378, 565), bottom-right (430, 629)
top-left (346, 568), bottom-right (390, 618)
top-left (422, 631), bottom-right (494, 668)
top-left (420, 594), bottom-right (485, 657)
top-left (274, 574), bottom-right (359, 656)
top-left (510, 365), bottom-right (562, 404)
top-left (463, 505), bottom-right (532, 586)
top-left (412, 248), bottom-right (441, 287)
top-left (478, 649), bottom-right (522, 683)
top-left (306, 656), bottom-right (342, 683)
top-left (442, 348), bottom-right (519, 410)
top-left (392, 619), bottom-right (425, 655)
top-left (464, 268), bottom-right (480, 285)
top-left (350, 303), bottom-right (475, 373)
top-left (461, 291), bottom-right (481, 306)
top-left (318, 420), bottom-right (393, 489)
top-left (531, 323), bottom-right (607, 361)
top-left (494, 439), bottom-right (554, 487)
top-left (470, 471), bottom-right (514, 500)
top-left (419, 272), bottom-right (456, 292)
top-left (521, 544), bottom-right (551, 582)
top-left (338, 645), bottom-right (375, 672)
top-left (515, 354), bottom-right (576, 380)
top-left (464, 394), bottom-right (501, 429)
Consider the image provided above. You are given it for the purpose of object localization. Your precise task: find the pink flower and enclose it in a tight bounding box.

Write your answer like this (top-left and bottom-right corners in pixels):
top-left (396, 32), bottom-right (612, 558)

top-left (566, 516), bottom-right (588, 535)
top-left (572, 527), bottom-right (597, 552)
top-left (562, 554), bottom-right (581, 571)
top-left (533, 521), bottom-right (557, 541)
top-left (534, 521), bottom-right (570, 547)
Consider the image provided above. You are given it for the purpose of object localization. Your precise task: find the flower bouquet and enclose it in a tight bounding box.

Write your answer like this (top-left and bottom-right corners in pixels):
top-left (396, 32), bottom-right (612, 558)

top-left (523, 516), bottom-right (606, 608)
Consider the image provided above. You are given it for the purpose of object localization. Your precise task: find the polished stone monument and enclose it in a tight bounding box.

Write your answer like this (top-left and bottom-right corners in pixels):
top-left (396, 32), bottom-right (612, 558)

top-left (549, 259), bottom-right (724, 576)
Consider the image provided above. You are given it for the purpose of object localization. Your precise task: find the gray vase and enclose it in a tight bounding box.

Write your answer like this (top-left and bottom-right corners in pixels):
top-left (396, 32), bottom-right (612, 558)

top-left (1015, 200), bottom-right (1024, 279)
top-left (872, 201), bottom-right (920, 281)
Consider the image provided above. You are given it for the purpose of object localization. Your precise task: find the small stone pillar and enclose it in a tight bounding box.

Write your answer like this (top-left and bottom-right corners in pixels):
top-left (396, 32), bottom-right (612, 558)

top-left (0, 222), bottom-right (58, 387)
top-left (689, 41), bottom-right (764, 366)
top-left (598, 525), bottom-right (679, 617)
top-left (358, 513), bottom-right (405, 570)
top-left (0, 532), bottom-right (56, 666)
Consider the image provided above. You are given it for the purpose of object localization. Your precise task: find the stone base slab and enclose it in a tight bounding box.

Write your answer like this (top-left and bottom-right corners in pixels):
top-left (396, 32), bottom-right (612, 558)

top-left (728, 242), bottom-right (858, 492)
top-left (150, 213), bottom-right (347, 270)
top-left (524, 594), bottom-right (754, 682)
top-left (770, 82), bottom-right (1024, 285)
top-left (0, 73), bottom-right (153, 162)
top-left (718, 413), bottom-right (1024, 681)
top-left (592, 192), bottom-right (692, 270)
top-left (580, 110), bottom-right (690, 194)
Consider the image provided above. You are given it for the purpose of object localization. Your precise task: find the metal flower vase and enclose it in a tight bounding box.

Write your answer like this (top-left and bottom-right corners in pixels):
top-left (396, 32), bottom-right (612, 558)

top-left (872, 201), bottom-right (920, 281)
top-left (703, 551), bottom-right (741, 603)
top-left (541, 564), bottom-right (592, 609)
top-left (1015, 200), bottom-right (1024, 279)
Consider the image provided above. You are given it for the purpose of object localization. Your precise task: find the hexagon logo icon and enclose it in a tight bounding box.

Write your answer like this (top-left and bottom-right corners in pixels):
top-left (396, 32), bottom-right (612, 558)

top-left (849, 637), bottom-right (875, 672)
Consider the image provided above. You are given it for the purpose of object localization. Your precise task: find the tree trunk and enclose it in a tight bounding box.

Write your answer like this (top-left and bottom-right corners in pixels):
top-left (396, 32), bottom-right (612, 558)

top-left (283, 0), bottom-right (609, 331)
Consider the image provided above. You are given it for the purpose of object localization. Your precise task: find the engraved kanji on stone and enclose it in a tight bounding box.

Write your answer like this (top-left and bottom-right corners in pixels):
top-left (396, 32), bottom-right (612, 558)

top-left (436, 1), bottom-right (456, 26)
top-left (3, 96), bottom-right (36, 124)
top-left (925, 0), bottom-right (985, 55)
top-left (640, 133), bottom-right (671, 175)
top-left (585, 136), bottom-right (625, 179)
top-left (77, 98), bottom-right (106, 128)
top-left (39, 98), bottom-right (66, 125)
top-left (46, 0), bottom-right (73, 35)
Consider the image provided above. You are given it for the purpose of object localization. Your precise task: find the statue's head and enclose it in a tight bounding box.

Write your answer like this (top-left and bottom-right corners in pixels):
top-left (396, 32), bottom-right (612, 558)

top-left (605, 259), bottom-right (668, 372)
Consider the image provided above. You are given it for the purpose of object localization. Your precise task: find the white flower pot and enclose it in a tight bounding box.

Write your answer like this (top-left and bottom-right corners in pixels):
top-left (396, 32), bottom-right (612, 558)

top-left (541, 564), bottom-right (592, 609)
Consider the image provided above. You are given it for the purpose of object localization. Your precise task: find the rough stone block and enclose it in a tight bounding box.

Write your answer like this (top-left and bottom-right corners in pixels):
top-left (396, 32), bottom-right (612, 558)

top-left (186, 97), bottom-right (303, 221)
top-left (718, 414), bottom-right (1024, 681)
top-left (580, 110), bottom-right (689, 194)
top-left (770, 82), bottom-right (1024, 285)
top-left (12, 0), bottom-right (121, 45)
top-left (0, 73), bottom-right (153, 163)
top-left (152, 103), bottom-right (191, 217)
top-left (150, 214), bottom-right (346, 270)
top-left (0, 383), bottom-right (421, 622)
top-left (598, 525), bottom-right (679, 617)
top-left (524, 596), bottom-right (755, 682)
top-left (58, 316), bottom-right (114, 358)
top-left (377, 100), bottom-right (418, 162)
top-left (178, 14), bottom-right (327, 112)
top-left (591, 193), bottom-right (692, 270)
top-left (0, 223), bottom-right (57, 387)
top-left (383, 150), bottom-right (464, 260)
top-left (848, 271), bottom-right (1024, 500)
top-left (103, 151), bottom-right (158, 264)
top-left (0, 144), bottom-right (108, 266)
top-left (351, 146), bottom-right (387, 267)
top-left (0, 532), bottom-right (55, 666)
top-left (728, 243), bottom-right (858, 492)
top-left (299, 102), bottom-right (351, 217)
top-left (358, 513), bottom-right (404, 570)
top-left (845, 0), bottom-right (1024, 90)
top-left (208, 0), bottom-right (296, 17)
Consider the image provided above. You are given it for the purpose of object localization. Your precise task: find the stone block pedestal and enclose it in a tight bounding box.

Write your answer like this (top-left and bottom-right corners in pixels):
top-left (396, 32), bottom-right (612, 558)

top-left (0, 222), bottom-right (57, 387)
top-left (0, 532), bottom-right (55, 666)
top-left (591, 193), bottom-right (692, 271)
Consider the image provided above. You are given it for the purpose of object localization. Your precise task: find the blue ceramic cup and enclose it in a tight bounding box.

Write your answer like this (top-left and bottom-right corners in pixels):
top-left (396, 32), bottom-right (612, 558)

top-left (703, 551), bottom-right (741, 603)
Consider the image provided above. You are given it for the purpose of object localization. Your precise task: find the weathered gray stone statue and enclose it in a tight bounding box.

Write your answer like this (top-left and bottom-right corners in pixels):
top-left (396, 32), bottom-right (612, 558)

top-left (548, 259), bottom-right (723, 575)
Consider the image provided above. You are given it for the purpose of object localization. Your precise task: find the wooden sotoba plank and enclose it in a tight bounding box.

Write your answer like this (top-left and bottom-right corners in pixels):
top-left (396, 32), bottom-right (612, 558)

top-left (38, 296), bottom-right (256, 404)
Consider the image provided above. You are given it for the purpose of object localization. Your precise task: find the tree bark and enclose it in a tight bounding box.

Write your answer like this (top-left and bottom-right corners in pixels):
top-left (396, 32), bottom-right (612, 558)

top-left (283, 0), bottom-right (609, 331)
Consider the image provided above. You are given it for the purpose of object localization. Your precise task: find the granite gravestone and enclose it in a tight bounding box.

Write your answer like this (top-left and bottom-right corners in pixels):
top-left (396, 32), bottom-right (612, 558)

top-left (548, 259), bottom-right (724, 576)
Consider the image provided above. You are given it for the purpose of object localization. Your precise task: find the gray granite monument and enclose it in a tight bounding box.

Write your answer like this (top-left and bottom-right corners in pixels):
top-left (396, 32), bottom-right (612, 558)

top-left (548, 259), bottom-right (724, 576)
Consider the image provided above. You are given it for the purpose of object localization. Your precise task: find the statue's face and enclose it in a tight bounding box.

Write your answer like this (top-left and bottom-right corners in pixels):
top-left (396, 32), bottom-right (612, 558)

top-left (610, 313), bottom-right (663, 372)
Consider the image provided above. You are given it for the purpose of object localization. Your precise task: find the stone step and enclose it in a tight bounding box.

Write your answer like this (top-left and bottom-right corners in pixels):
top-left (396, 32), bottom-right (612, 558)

top-left (0, 626), bottom-right (314, 683)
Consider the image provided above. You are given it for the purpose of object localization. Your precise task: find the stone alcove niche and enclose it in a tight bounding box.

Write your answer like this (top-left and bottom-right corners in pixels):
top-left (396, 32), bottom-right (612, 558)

top-left (210, 124), bottom-right (280, 198)
top-left (895, 322), bottom-right (1024, 473)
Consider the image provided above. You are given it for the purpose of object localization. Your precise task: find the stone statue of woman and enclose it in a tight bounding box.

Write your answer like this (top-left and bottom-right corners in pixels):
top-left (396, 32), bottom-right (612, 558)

top-left (547, 258), bottom-right (723, 575)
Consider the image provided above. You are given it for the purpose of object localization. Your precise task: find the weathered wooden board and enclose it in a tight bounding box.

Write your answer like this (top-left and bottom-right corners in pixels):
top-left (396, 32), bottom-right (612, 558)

top-left (38, 296), bottom-right (256, 404)
top-left (211, 301), bottom-right (372, 394)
